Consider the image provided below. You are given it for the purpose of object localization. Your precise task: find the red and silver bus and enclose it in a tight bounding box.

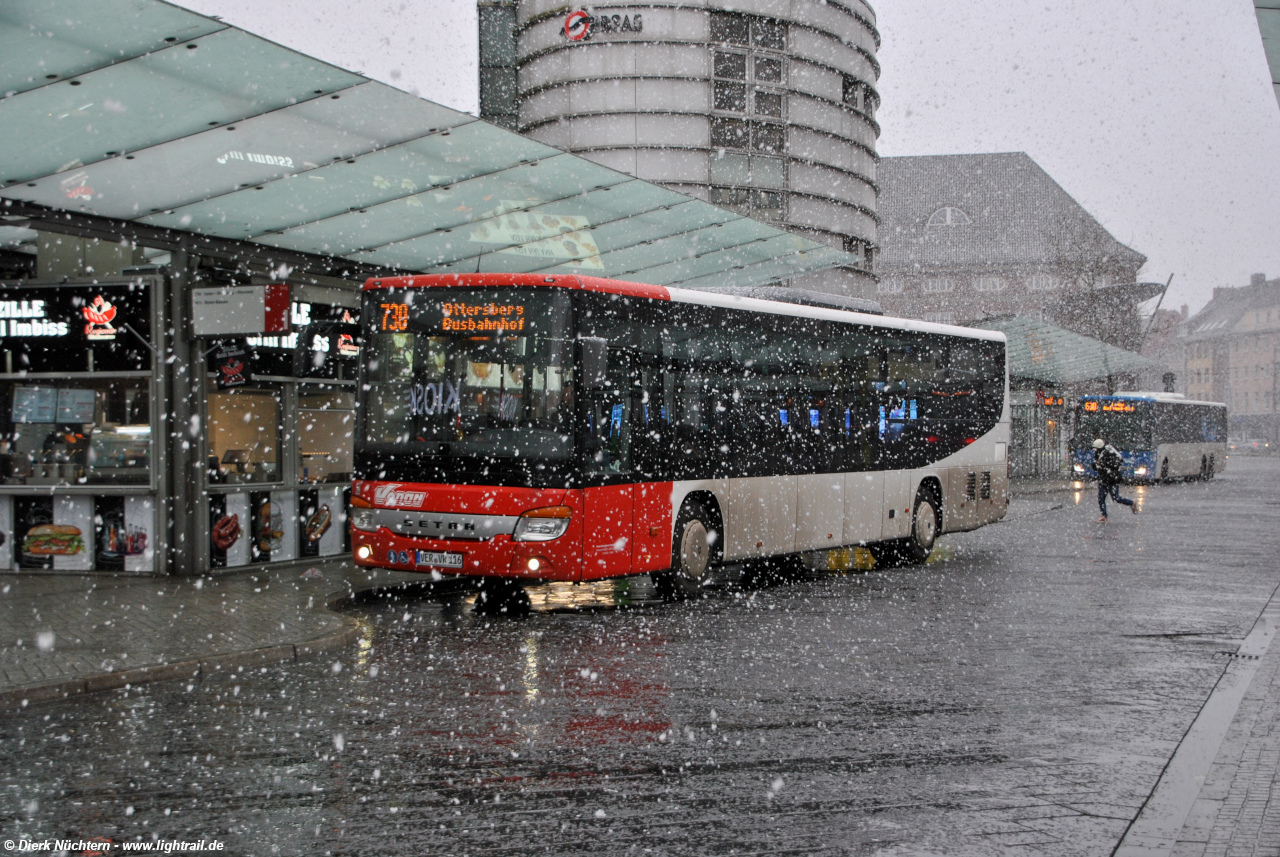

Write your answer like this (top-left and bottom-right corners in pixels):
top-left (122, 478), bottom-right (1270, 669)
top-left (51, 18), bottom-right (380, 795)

top-left (351, 274), bottom-right (1009, 600)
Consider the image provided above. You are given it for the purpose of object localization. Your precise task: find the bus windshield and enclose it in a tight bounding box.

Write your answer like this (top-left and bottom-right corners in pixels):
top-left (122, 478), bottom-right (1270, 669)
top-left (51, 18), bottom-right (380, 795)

top-left (358, 288), bottom-right (574, 480)
top-left (1073, 403), bottom-right (1151, 450)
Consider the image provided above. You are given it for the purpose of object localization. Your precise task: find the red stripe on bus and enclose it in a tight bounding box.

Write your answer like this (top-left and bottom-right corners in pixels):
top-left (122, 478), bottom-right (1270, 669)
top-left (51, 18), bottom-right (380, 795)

top-left (362, 273), bottom-right (671, 301)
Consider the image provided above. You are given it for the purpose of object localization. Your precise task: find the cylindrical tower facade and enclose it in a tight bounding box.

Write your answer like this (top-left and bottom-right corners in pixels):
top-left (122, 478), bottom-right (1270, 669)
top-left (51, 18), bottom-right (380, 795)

top-left (510, 0), bottom-right (880, 298)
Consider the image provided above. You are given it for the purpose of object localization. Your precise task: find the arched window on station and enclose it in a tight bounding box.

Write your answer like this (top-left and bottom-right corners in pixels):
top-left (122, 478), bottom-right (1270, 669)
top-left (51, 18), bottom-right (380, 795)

top-left (926, 207), bottom-right (971, 227)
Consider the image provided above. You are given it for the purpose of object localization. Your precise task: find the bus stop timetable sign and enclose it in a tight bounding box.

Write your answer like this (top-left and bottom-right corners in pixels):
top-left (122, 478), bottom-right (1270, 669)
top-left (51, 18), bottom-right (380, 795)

top-left (192, 285), bottom-right (290, 336)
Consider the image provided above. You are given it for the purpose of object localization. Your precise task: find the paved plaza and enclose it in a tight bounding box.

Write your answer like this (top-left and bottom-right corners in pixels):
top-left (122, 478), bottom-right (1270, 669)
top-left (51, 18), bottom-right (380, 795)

top-left (2, 468), bottom-right (1280, 854)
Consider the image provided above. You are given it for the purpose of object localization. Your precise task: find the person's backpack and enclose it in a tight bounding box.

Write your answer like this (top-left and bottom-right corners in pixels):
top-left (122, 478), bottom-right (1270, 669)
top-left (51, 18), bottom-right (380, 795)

top-left (1095, 445), bottom-right (1124, 482)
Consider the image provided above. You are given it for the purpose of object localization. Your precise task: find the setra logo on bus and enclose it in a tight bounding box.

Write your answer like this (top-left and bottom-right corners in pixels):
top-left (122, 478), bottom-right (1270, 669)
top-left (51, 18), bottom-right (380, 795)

top-left (373, 483), bottom-right (428, 509)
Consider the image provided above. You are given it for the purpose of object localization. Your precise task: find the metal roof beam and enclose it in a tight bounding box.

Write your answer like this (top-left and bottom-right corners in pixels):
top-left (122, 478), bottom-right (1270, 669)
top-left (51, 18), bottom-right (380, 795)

top-left (2, 199), bottom-right (393, 282)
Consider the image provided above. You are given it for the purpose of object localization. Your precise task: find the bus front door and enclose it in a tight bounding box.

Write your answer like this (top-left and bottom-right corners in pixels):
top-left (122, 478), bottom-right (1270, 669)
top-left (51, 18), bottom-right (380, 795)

top-left (580, 344), bottom-right (634, 580)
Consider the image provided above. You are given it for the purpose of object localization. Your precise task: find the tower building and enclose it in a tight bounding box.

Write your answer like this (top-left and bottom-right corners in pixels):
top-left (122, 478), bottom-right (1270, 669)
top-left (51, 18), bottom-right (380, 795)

top-left (479, 0), bottom-right (881, 298)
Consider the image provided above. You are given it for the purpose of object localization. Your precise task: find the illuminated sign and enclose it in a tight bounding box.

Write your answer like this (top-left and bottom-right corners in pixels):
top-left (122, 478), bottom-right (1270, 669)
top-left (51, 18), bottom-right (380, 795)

top-left (563, 9), bottom-right (643, 41)
top-left (1037, 393), bottom-right (1065, 407)
top-left (82, 295), bottom-right (119, 341)
top-left (1084, 399), bottom-right (1136, 412)
top-left (0, 284), bottom-right (152, 371)
top-left (441, 302), bottom-right (525, 333)
top-left (0, 299), bottom-right (68, 337)
top-left (380, 303), bottom-right (409, 332)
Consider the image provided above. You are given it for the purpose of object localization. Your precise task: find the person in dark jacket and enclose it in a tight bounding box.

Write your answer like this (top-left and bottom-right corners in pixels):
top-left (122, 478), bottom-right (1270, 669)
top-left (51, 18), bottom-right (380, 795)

top-left (1092, 437), bottom-right (1137, 522)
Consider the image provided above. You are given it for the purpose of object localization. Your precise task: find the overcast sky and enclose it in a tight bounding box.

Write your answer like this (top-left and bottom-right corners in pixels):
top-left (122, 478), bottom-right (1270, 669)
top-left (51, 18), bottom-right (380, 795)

top-left (176, 0), bottom-right (1280, 312)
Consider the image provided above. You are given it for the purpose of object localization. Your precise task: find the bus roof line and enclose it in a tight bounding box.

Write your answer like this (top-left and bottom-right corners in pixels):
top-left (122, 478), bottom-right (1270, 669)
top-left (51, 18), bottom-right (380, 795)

top-left (666, 286), bottom-right (1006, 343)
top-left (361, 274), bottom-right (1005, 343)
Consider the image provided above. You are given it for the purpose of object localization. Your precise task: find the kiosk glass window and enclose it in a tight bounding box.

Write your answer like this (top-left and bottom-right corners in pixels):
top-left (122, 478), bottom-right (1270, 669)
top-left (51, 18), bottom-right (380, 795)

top-left (298, 388), bottom-right (354, 484)
top-left (1, 379), bottom-right (152, 485)
top-left (207, 385), bottom-right (282, 484)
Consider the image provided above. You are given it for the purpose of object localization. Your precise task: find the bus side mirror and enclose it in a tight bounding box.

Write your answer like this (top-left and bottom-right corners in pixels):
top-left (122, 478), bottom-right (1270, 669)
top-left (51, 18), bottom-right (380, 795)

top-left (580, 337), bottom-right (609, 390)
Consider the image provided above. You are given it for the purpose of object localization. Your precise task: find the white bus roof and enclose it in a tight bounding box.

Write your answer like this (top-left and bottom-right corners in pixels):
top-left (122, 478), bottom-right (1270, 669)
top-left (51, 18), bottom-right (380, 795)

top-left (667, 286), bottom-right (1007, 344)
top-left (1095, 391), bottom-right (1227, 408)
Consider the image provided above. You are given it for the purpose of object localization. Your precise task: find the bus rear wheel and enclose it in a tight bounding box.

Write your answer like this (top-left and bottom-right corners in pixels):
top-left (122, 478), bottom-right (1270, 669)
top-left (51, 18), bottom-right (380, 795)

top-left (653, 503), bottom-right (715, 601)
top-left (1206, 455), bottom-right (1216, 479)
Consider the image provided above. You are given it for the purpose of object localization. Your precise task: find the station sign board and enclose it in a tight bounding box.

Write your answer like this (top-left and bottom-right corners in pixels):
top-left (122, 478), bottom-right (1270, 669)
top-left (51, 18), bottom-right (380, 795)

top-left (191, 284), bottom-right (290, 336)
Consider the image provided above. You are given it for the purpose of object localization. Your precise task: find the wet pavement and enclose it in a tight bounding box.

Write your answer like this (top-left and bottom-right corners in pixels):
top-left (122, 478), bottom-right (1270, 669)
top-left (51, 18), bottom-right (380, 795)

top-left (1, 460), bottom-right (1279, 856)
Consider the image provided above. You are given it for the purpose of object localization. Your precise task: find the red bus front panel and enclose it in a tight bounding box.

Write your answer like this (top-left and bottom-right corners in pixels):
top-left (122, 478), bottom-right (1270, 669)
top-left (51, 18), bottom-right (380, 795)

top-left (350, 480), bottom-right (675, 582)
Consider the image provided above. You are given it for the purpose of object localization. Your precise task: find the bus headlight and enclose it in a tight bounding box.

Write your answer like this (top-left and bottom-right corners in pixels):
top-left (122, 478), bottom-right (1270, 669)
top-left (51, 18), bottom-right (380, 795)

top-left (1134, 466), bottom-right (1148, 476)
top-left (513, 506), bottom-right (572, 542)
top-left (1073, 463), bottom-right (1085, 474)
top-left (350, 508), bottom-right (378, 532)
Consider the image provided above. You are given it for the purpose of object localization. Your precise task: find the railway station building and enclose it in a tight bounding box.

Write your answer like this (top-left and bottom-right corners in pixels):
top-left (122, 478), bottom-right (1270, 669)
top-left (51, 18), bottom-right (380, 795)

top-left (875, 152), bottom-right (1156, 351)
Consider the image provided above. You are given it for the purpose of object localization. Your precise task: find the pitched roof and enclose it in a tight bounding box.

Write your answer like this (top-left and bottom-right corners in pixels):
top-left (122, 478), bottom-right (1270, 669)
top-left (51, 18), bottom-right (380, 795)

top-left (1182, 278), bottom-right (1280, 340)
top-left (876, 152), bottom-right (1146, 272)
top-left (969, 315), bottom-right (1159, 384)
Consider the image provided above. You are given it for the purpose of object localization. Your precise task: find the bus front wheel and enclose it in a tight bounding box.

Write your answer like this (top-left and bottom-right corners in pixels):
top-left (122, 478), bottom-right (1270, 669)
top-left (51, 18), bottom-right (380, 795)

top-left (653, 503), bottom-right (715, 601)
top-left (1206, 455), bottom-right (1216, 480)
top-left (1160, 458), bottom-right (1169, 481)
top-left (906, 492), bottom-right (940, 565)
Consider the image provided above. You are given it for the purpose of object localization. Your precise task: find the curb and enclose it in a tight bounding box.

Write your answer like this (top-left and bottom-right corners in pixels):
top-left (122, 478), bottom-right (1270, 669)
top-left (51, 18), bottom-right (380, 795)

top-left (0, 623), bottom-right (362, 712)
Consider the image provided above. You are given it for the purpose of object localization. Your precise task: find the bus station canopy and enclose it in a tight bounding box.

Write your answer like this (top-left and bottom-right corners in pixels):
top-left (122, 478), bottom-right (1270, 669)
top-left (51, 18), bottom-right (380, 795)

top-left (0, 0), bottom-right (858, 289)
top-left (970, 316), bottom-right (1160, 385)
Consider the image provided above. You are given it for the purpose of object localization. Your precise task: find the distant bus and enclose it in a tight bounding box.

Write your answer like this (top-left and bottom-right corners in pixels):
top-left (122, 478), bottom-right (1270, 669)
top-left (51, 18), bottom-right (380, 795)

top-left (1071, 392), bottom-right (1227, 482)
top-left (350, 274), bottom-right (1009, 601)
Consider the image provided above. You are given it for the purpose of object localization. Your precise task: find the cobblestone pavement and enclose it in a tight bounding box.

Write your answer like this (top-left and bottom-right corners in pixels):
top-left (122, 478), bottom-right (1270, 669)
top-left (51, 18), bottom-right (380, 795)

top-left (2, 468), bottom-right (1280, 854)
top-left (1169, 595), bottom-right (1280, 857)
top-left (0, 560), bottom-right (424, 706)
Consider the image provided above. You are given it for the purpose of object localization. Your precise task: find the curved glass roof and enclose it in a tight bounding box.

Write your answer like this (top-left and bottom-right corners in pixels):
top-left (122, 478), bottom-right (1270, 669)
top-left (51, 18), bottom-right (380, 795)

top-left (0, 0), bottom-right (857, 288)
top-left (971, 316), bottom-right (1158, 384)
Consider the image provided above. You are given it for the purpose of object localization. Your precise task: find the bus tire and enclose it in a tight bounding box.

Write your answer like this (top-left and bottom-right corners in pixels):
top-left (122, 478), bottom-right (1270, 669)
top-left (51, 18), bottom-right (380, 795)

top-left (653, 502), bottom-right (715, 601)
top-left (905, 491), bottom-right (940, 565)
top-left (1200, 455), bottom-right (1209, 480)
top-left (1206, 455), bottom-right (1216, 479)
top-left (1160, 458), bottom-right (1169, 481)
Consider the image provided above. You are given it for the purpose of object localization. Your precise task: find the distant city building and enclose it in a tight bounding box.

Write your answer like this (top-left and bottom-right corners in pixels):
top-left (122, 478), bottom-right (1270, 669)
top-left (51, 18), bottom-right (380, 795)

top-left (1178, 274), bottom-right (1280, 441)
top-left (876, 152), bottom-right (1153, 349)
top-left (478, 0), bottom-right (882, 299)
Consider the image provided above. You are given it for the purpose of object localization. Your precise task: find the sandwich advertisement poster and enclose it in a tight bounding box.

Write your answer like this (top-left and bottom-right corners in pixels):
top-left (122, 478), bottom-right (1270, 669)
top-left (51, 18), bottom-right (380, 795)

top-left (0, 495), bottom-right (154, 572)
top-left (12, 496), bottom-right (92, 571)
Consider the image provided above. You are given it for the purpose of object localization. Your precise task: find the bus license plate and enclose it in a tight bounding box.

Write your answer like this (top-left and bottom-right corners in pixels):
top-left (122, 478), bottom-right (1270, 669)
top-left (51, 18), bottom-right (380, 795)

top-left (417, 550), bottom-right (463, 569)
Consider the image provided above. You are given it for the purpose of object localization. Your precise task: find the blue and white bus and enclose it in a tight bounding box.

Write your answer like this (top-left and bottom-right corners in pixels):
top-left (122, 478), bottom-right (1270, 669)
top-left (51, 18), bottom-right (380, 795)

top-left (1071, 392), bottom-right (1228, 482)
